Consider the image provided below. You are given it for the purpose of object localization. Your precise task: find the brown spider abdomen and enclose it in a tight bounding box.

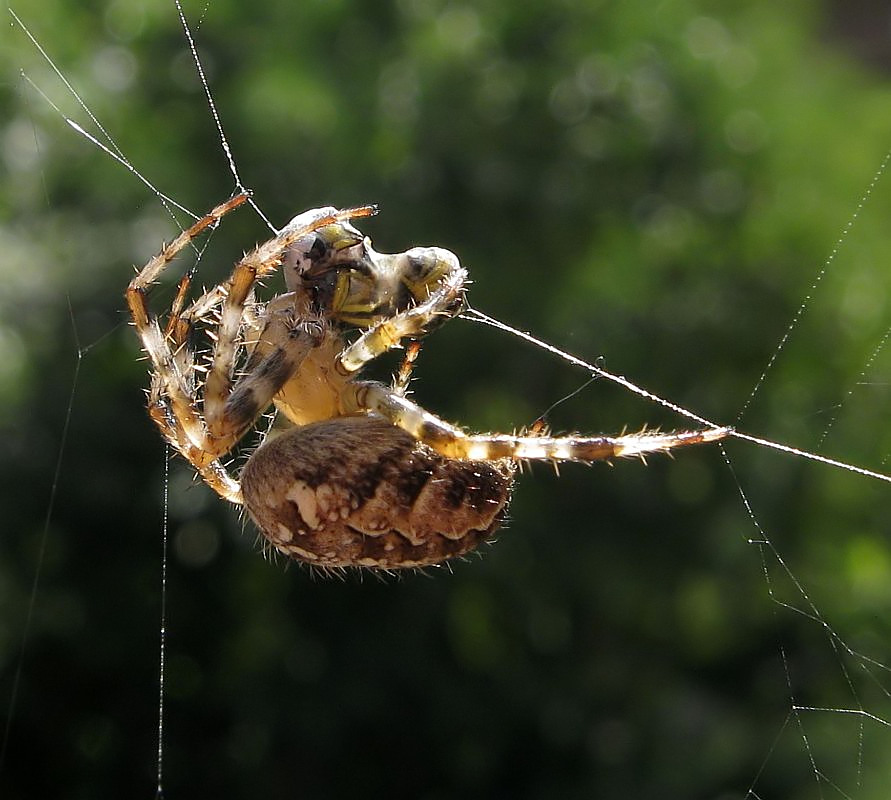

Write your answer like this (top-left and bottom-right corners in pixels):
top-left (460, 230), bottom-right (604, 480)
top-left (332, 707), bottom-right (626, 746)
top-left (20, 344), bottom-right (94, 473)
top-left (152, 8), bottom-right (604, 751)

top-left (241, 416), bottom-right (514, 569)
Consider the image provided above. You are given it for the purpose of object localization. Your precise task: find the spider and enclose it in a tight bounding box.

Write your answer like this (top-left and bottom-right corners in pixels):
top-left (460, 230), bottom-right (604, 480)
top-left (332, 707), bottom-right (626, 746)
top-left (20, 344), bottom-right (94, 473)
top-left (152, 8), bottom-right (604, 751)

top-left (126, 190), bottom-right (732, 569)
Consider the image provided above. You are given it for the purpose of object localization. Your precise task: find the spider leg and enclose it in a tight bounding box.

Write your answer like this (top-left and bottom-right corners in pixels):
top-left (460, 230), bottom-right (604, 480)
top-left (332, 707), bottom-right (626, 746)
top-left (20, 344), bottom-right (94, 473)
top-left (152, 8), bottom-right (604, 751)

top-left (126, 193), bottom-right (252, 449)
top-left (336, 262), bottom-right (467, 374)
top-left (205, 303), bottom-right (327, 451)
top-left (127, 193), bottom-right (250, 297)
top-left (346, 382), bottom-right (732, 462)
top-left (155, 268), bottom-right (259, 499)
top-left (166, 282), bottom-right (228, 340)
top-left (146, 373), bottom-right (243, 502)
top-left (392, 340), bottom-right (423, 396)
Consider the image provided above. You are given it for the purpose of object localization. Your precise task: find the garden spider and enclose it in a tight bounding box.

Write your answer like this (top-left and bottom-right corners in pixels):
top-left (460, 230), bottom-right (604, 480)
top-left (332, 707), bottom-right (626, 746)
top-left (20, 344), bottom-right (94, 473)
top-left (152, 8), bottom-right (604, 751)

top-left (126, 190), bottom-right (731, 569)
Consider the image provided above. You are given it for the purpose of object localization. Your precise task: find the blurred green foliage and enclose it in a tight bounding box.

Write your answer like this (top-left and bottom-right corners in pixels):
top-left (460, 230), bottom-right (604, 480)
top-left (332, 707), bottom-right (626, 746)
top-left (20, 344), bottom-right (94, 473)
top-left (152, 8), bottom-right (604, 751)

top-left (2, 0), bottom-right (891, 798)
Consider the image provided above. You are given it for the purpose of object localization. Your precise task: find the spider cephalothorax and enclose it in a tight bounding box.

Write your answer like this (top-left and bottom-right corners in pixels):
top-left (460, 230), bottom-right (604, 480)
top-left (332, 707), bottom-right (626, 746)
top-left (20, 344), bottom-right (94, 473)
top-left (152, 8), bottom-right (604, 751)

top-left (127, 191), bottom-right (730, 569)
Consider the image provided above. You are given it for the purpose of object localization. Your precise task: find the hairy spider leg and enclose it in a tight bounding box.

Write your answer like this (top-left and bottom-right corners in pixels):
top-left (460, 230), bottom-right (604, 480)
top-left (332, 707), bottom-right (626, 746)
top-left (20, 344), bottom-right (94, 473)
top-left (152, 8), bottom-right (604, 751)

top-left (336, 263), bottom-right (468, 374)
top-left (393, 340), bottom-right (423, 395)
top-left (126, 194), bottom-right (252, 480)
top-left (321, 251), bottom-right (731, 463)
top-left (347, 382), bottom-right (733, 463)
top-left (145, 370), bottom-right (244, 502)
top-left (145, 199), bottom-right (256, 501)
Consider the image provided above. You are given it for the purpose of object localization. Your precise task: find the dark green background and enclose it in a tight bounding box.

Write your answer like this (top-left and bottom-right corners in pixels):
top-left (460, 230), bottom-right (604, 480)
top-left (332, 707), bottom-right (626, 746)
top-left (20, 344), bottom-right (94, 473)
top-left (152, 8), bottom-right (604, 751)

top-left (3, 0), bottom-right (891, 797)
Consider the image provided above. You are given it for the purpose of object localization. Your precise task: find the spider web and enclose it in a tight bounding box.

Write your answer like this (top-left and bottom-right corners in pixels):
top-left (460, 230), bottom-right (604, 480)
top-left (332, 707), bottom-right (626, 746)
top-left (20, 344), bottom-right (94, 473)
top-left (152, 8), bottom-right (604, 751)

top-left (4, 1), bottom-right (891, 798)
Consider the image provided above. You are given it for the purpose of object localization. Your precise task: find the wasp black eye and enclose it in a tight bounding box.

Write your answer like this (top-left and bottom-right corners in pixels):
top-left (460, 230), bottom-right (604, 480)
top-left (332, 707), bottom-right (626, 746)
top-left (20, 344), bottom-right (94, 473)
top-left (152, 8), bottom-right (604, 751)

top-left (306, 234), bottom-right (329, 262)
top-left (301, 225), bottom-right (367, 279)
